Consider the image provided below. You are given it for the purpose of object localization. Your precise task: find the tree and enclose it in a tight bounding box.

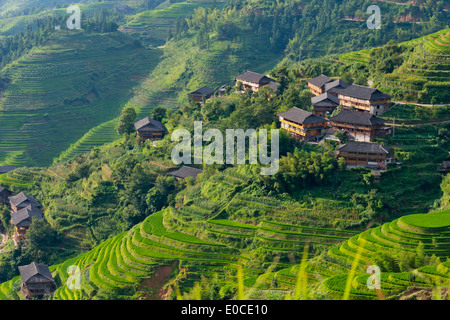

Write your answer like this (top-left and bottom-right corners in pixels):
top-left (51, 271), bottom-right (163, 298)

top-left (152, 107), bottom-right (167, 122)
top-left (145, 176), bottom-right (177, 213)
top-left (440, 173), bottom-right (450, 209)
top-left (116, 107), bottom-right (137, 136)
top-left (0, 205), bottom-right (11, 233)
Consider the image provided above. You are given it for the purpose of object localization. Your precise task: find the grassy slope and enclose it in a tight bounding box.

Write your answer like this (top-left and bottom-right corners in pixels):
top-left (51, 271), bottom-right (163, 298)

top-left (310, 209), bottom-right (450, 299)
top-left (0, 30), bottom-right (161, 166)
top-left (340, 28), bottom-right (450, 103)
top-left (54, 1), bottom-right (283, 164)
top-left (0, 165), bottom-right (449, 300)
top-left (0, 165), bottom-right (364, 300)
top-left (121, 1), bottom-right (227, 47)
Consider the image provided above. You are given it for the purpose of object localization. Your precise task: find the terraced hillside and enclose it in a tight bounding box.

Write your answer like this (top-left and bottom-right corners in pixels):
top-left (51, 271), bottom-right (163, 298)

top-left (340, 28), bottom-right (450, 103)
top-left (1, 164), bottom-right (449, 300)
top-left (307, 210), bottom-right (450, 299)
top-left (0, 31), bottom-right (161, 166)
top-left (0, 165), bottom-right (366, 300)
top-left (121, 1), bottom-right (227, 47)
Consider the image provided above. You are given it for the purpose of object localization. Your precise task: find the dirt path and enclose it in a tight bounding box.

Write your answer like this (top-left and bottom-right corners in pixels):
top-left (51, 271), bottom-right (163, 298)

top-left (138, 261), bottom-right (178, 300)
top-left (392, 101), bottom-right (448, 107)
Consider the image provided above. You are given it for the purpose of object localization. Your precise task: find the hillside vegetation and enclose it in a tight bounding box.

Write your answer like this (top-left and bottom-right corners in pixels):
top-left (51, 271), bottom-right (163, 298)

top-left (0, 0), bottom-right (446, 167)
top-left (0, 31), bottom-right (160, 166)
top-left (339, 28), bottom-right (450, 103)
top-left (0, 0), bottom-right (448, 301)
top-left (0, 154), bottom-right (449, 300)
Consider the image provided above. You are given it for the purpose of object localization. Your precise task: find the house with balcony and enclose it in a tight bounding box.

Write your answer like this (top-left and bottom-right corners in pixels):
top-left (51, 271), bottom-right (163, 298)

top-left (336, 84), bottom-right (392, 116)
top-left (335, 141), bottom-right (390, 169)
top-left (278, 107), bottom-right (328, 141)
top-left (329, 109), bottom-right (390, 142)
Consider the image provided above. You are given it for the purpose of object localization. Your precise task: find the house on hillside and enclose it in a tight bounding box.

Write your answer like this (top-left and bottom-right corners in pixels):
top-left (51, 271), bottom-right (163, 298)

top-left (11, 206), bottom-right (44, 242)
top-left (8, 192), bottom-right (41, 212)
top-left (19, 262), bottom-right (55, 300)
top-left (0, 166), bottom-right (18, 174)
top-left (188, 86), bottom-right (215, 104)
top-left (113, 5), bottom-right (133, 14)
top-left (235, 71), bottom-right (275, 92)
top-left (278, 107), bottom-right (329, 142)
top-left (307, 74), bottom-right (334, 96)
top-left (329, 109), bottom-right (390, 142)
top-left (311, 92), bottom-right (340, 117)
top-left (335, 141), bottom-right (390, 169)
top-left (134, 117), bottom-right (165, 142)
top-left (337, 84), bottom-right (392, 116)
top-left (168, 166), bottom-right (203, 182)
top-left (0, 186), bottom-right (12, 205)
top-left (323, 79), bottom-right (351, 96)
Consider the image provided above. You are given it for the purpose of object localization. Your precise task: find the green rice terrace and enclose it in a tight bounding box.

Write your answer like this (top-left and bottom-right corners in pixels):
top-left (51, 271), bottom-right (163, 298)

top-left (0, 31), bottom-right (161, 166)
top-left (309, 209), bottom-right (450, 300)
top-left (121, 1), bottom-right (227, 47)
top-left (0, 162), bottom-right (449, 300)
top-left (339, 28), bottom-right (450, 104)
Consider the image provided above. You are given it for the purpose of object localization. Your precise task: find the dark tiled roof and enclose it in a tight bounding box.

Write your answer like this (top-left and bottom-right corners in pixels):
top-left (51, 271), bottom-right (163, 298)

top-left (307, 74), bottom-right (333, 88)
top-left (235, 71), bottom-right (272, 84)
top-left (0, 186), bottom-right (10, 194)
top-left (324, 79), bottom-right (351, 93)
top-left (330, 110), bottom-right (387, 126)
top-left (337, 141), bottom-right (389, 154)
top-left (278, 107), bottom-right (328, 125)
top-left (188, 86), bottom-right (215, 96)
top-left (8, 192), bottom-right (41, 208)
top-left (19, 262), bottom-right (54, 284)
top-left (337, 84), bottom-right (392, 100)
top-left (134, 117), bottom-right (165, 132)
top-left (311, 92), bottom-right (340, 107)
top-left (168, 166), bottom-right (203, 180)
top-left (11, 206), bottom-right (44, 227)
top-left (0, 166), bottom-right (18, 174)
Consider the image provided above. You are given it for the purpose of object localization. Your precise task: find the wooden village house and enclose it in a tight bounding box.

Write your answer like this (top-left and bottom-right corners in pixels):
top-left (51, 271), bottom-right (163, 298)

top-left (11, 206), bottom-right (44, 242)
top-left (8, 192), bottom-right (41, 212)
top-left (307, 74), bottom-right (392, 115)
top-left (134, 117), bottom-right (165, 142)
top-left (311, 92), bottom-right (340, 117)
top-left (278, 107), bottom-right (329, 142)
top-left (336, 141), bottom-right (390, 169)
top-left (19, 262), bottom-right (55, 300)
top-left (8, 192), bottom-right (43, 242)
top-left (0, 166), bottom-right (17, 174)
top-left (168, 166), bottom-right (203, 182)
top-left (235, 71), bottom-right (275, 92)
top-left (307, 74), bottom-right (334, 96)
top-left (336, 84), bottom-right (392, 116)
top-left (188, 86), bottom-right (215, 104)
top-left (323, 79), bottom-right (351, 96)
top-left (329, 109), bottom-right (391, 142)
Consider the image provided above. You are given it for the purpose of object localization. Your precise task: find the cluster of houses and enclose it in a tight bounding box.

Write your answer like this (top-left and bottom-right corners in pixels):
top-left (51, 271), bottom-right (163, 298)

top-left (133, 117), bottom-right (204, 181)
top-left (0, 189), bottom-right (44, 243)
top-left (279, 74), bottom-right (395, 170)
top-left (0, 186), bottom-right (53, 299)
top-left (137, 71), bottom-right (397, 171)
top-left (187, 70), bottom-right (280, 104)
